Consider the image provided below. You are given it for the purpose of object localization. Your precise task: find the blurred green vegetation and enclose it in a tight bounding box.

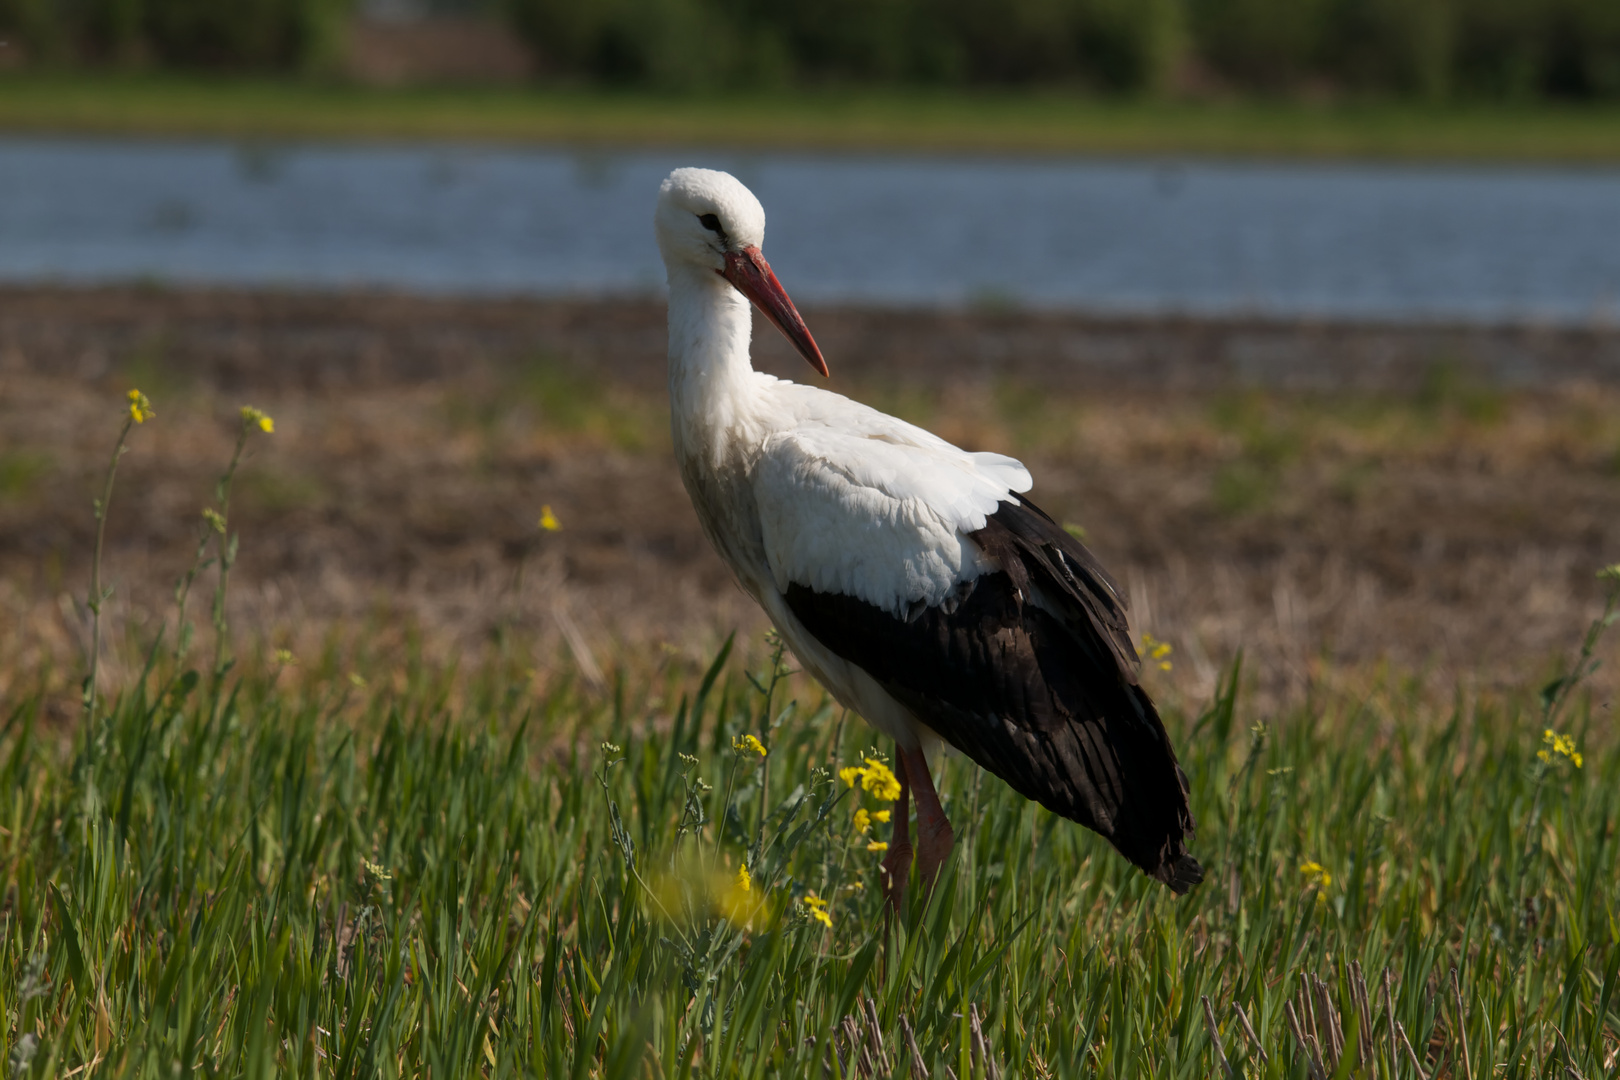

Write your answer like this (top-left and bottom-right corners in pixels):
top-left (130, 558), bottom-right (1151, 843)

top-left (1415, 360), bottom-right (1509, 426)
top-left (0, 0), bottom-right (350, 70)
top-left (0, 449), bottom-right (51, 500)
top-left (1, 75), bottom-right (1619, 158)
top-left (507, 0), bottom-right (1620, 100)
top-left (4, 0), bottom-right (1617, 102)
top-left (237, 466), bottom-right (330, 514)
top-left (438, 354), bottom-right (665, 456)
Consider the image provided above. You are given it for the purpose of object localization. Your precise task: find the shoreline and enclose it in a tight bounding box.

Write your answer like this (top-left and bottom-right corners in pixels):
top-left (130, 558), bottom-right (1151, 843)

top-left (4, 284), bottom-right (1617, 391)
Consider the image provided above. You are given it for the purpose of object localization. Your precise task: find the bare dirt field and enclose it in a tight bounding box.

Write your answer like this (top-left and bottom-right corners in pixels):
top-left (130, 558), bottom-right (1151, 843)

top-left (3, 286), bottom-right (1617, 715)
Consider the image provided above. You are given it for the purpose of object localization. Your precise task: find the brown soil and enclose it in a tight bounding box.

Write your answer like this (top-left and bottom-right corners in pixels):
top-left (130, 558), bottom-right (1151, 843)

top-left (2, 286), bottom-right (1617, 713)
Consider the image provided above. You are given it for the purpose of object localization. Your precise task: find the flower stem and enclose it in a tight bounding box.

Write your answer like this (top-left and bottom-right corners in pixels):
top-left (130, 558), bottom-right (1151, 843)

top-left (210, 422), bottom-right (252, 692)
top-left (83, 413), bottom-right (135, 746)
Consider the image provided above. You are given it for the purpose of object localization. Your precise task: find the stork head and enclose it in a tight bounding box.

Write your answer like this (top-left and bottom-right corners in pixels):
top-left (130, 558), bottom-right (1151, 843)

top-left (656, 167), bottom-right (828, 378)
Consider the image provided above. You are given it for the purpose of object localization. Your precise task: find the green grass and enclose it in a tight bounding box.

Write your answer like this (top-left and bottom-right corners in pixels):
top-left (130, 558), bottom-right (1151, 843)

top-left (0, 450), bottom-right (52, 500)
top-left (4, 74), bottom-right (1620, 160)
top-left (2, 611), bottom-right (1616, 1076)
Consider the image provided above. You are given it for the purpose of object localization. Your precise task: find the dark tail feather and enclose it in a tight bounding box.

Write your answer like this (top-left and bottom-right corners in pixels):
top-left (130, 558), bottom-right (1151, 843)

top-left (976, 501), bottom-right (1202, 895)
top-left (1156, 853), bottom-right (1205, 895)
top-left (1105, 692), bottom-right (1202, 894)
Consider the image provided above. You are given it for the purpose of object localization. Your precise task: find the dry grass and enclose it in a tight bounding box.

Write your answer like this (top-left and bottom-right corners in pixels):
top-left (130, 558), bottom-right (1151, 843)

top-left (2, 288), bottom-right (1617, 722)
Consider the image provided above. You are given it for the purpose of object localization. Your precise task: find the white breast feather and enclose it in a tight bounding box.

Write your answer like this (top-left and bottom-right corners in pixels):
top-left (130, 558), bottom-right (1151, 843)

top-left (751, 407), bottom-right (1033, 616)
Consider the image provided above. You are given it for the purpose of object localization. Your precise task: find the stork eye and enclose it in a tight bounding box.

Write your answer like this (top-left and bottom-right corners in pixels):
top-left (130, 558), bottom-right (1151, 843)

top-left (698, 213), bottom-right (723, 234)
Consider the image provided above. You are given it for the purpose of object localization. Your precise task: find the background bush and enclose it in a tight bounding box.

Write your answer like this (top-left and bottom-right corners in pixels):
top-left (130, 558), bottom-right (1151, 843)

top-left (502, 0), bottom-right (1620, 98)
top-left (0, 0), bottom-right (350, 70)
top-left (2, 0), bottom-right (1618, 99)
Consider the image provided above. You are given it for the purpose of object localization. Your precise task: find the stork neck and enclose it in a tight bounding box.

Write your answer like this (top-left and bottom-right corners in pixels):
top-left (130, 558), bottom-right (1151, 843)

top-left (666, 268), bottom-right (763, 457)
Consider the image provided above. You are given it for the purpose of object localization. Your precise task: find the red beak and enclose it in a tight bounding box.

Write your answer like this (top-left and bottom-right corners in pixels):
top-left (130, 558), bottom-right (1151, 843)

top-left (721, 246), bottom-right (829, 378)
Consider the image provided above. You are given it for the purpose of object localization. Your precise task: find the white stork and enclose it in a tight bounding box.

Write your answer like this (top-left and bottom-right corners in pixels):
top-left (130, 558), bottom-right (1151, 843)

top-left (655, 167), bottom-right (1202, 901)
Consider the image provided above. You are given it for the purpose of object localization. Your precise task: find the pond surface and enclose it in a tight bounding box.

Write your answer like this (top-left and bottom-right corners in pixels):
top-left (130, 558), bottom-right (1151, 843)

top-left (2, 137), bottom-right (1618, 323)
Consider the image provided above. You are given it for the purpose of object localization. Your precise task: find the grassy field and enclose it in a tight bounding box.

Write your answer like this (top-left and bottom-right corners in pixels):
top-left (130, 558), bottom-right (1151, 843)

top-left (4, 587), bottom-right (1618, 1077)
top-left (2, 392), bottom-right (1619, 1076)
top-left (3, 75), bottom-right (1620, 160)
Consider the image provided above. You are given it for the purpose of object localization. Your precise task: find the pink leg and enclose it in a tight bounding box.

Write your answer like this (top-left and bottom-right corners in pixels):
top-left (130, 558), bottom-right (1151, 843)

top-left (879, 756), bottom-right (912, 910)
top-left (897, 746), bottom-right (954, 888)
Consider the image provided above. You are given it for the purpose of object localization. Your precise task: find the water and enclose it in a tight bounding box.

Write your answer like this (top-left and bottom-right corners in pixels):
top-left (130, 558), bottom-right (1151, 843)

top-left (2, 136), bottom-right (1618, 323)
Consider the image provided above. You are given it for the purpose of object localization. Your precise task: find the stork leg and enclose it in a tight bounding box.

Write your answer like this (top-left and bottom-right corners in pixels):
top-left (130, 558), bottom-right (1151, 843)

top-left (879, 759), bottom-right (912, 910)
top-left (897, 746), bottom-right (954, 888)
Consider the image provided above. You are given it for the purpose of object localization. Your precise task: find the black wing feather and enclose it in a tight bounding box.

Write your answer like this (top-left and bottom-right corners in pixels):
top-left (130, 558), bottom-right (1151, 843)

top-left (783, 497), bottom-right (1201, 893)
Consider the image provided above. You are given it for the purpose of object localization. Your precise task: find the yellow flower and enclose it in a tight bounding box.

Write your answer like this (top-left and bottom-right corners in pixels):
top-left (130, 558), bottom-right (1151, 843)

top-left (1542, 729), bottom-right (1584, 768)
top-left (859, 758), bottom-right (901, 801)
top-left (239, 405), bottom-right (273, 433)
top-left (732, 734), bottom-right (767, 758)
top-left (538, 505), bottom-right (561, 531)
top-left (839, 759), bottom-right (902, 801)
top-left (1139, 632), bottom-right (1173, 672)
top-left (866, 841), bottom-right (889, 853)
top-left (716, 866), bottom-right (762, 927)
top-left (853, 808), bottom-right (872, 834)
top-left (803, 892), bottom-right (832, 928)
top-left (1299, 860), bottom-right (1333, 905)
top-left (273, 648), bottom-right (296, 666)
top-left (126, 388), bottom-right (154, 424)
top-left (202, 508), bottom-right (227, 534)
top-left (871, 810), bottom-right (891, 824)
